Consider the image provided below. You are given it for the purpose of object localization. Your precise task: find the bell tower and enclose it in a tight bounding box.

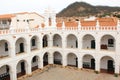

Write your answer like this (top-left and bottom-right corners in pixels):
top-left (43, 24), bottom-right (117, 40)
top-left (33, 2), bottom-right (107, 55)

top-left (44, 7), bottom-right (56, 29)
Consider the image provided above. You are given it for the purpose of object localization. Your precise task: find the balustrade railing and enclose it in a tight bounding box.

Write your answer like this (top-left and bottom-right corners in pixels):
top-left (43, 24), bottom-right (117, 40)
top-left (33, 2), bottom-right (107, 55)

top-left (0, 26), bottom-right (118, 35)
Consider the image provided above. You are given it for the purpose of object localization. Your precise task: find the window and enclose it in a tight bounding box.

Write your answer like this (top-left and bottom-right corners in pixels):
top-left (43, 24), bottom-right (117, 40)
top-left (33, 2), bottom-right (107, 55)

top-left (32, 56), bottom-right (37, 62)
top-left (32, 39), bottom-right (36, 46)
top-left (27, 20), bottom-right (29, 22)
top-left (2, 20), bottom-right (7, 24)
top-left (17, 19), bottom-right (19, 22)
top-left (108, 39), bottom-right (114, 47)
top-left (75, 19), bottom-right (79, 21)
top-left (5, 42), bottom-right (8, 51)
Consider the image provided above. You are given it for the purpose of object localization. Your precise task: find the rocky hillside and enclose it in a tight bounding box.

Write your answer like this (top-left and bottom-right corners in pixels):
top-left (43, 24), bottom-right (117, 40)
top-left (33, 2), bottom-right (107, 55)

top-left (57, 2), bottom-right (120, 17)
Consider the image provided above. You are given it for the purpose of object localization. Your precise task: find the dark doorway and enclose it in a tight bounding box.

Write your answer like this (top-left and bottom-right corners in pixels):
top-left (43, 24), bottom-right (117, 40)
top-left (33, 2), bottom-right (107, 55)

top-left (17, 61), bottom-right (26, 78)
top-left (91, 40), bottom-right (95, 49)
top-left (76, 40), bottom-right (78, 48)
top-left (0, 65), bottom-right (10, 80)
top-left (21, 62), bottom-right (25, 74)
top-left (54, 59), bottom-right (61, 65)
top-left (75, 58), bottom-right (78, 67)
top-left (43, 53), bottom-right (48, 66)
top-left (91, 59), bottom-right (95, 69)
top-left (32, 56), bottom-right (38, 71)
top-left (20, 43), bottom-right (24, 53)
top-left (43, 36), bottom-right (48, 47)
top-left (107, 60), bottom-right (114, 73)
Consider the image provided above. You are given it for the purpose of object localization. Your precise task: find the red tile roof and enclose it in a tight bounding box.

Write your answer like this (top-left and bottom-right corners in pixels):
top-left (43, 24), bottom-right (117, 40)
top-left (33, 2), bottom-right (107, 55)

top-left (0, 14), bottom-right (15, 19)
top-left (0, 12), bottom-right (44, 19)
top-left (56, 17), bottom-right (118, 28)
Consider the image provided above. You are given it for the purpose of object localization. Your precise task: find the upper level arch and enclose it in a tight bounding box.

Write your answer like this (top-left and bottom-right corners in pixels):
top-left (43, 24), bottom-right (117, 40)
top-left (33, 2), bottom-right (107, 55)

top-left (16, 59), bottom-right (28, 78)
top-left (67, 52), bottom-right (78, 67)
top-left (82, 34), bottom-right (95, 49)
top-left (100, 55), bottom-right (115, 73)
top-left (0, 39), bottom-right (10, 58)
top-left (66, 34), bottom-right (78, 48)
top-left (42, 34), bottom-right (50, 48)
top-left (82, 54), bottom-right (95, 69)
top-left (15, 37), bottom-right (27, 55)
top-left (53, 51), bottom-right (62, 65)
top-left (53, 34), bottom-right (62, 47)
top-left (31, 55), bottom-right (40, 71)
top-left (0, 64), bottom-right (11, 80)
top-left (100, 34), bottom-right (115, 51)
top-left (30, 35), bottom-right (40, 50)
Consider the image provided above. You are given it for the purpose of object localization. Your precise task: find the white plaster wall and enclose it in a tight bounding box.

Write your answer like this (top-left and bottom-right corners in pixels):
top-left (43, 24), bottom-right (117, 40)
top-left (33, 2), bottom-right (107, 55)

top-left (10, 13), bottom-right (44, 29)
top-left (0, 40), bottom-right (9, 56)
top-left (15, 38), bottom-right (25, 53)
top-left (100, 57), bottom-right (114, 69)
top-left (83, 35), bottom-right (94, 49)
top-left (0, 26), bottom-right (120, 79)
top-left (83, 55), bottom-right (93, 67)
top-left (31, 37), bottom-right (37, 50)
top-left (17, 61), bottom-right (27, 73)
top-left (54, 52), bottom-right (62, 63)
top-left (17, 62), bottom-right (22, 73)
top-left (53, 35), bottom-right (62, 47)
top-left (32, 61), bottom-right (38, 67)
top-left (28, 13), bottom-right (44, 28)
top-left (0, 66), bottom-right (7, 75)
top-left (67, 35), bottom-right (77, 48)
top-left (67, 53), bottom-right (76, 65)
top-left (101, 35), bottom-right (115, 51)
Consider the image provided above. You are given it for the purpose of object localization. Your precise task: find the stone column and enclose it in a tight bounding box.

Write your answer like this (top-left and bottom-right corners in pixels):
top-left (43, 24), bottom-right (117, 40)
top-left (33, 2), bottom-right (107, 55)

top-left (38, 58), bottom-right (43, 69)
top-left (26, 39), bottom-right (31, 54)
top-left (40, 37), bottom-right (43, 49)
top-left (48, 36), bottom-right (53, 48)
top-left (115, 36), bottom-right (120, 54)
top-left (62, 35), bottom-right (66, 48)
top-left (78, 56), bottom-right (82, 69)
top-left (62, 54), bottom-right (67, 67)
top-left (37, 40), bottom-right (40, 49)
top-left (78, 35), bottom-right (82, 50)
top-left (26, 61), bottom-right (32, 75)
top-left (48, 53), bottom-right (53, 64)
top-left (9, 40), bottom-right (15, 57)
top-left (95, 58), bottom-right (100, 73)
top-left (115, 63), bottom-right (119, 74)
top-left (114, 57), bottom-right (120, 75)
top-left (10, 66), bottom-right (17, 80)
top-left (95, 35), bottom-right (100, 52)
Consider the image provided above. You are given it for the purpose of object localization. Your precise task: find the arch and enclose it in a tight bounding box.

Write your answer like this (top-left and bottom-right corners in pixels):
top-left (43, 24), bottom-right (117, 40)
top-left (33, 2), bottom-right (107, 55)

top-left (82, 54), bottom-right (95, 69)
top-left (100, 56), bottom-right (115, 74)
top-left (66, 34), bottom-right (78, 48)
top-left (42, 34), bottom-right (49, 48)
top-left (16, 59), bottom-right (28, 78)
top-left (31, 55), bottom-right (40, 71)
top-left (53, 51), bottom-right (62, 65)
top-left (67, 53), bottom-right (78, 67)
top-left (0, 65), bottom-right (11, 80)
top-left (30, 35), bottom-right (40, 50)
top-left (0, 39), bottom-right (10, 58)
top-left (43, 52), bottom-right (49, 66)
top-left (100, 34), bottom-right (115, 51)
top-left (15, 37), bottom-right (26, 54)
top-left (53, 34), bottom-right (62, 47)
top-left (82, 34), bottom-right (95, 49)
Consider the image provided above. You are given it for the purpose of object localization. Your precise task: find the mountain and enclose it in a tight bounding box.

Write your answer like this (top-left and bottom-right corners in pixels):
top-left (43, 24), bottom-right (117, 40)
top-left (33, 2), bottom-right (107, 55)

top-left (57, 2), bottom-right (120, 17)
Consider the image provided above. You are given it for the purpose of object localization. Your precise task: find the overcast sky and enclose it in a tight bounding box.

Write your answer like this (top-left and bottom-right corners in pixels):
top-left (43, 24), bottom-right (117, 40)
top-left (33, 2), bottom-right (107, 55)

top-left (0, 0), bottom-right (120, 14)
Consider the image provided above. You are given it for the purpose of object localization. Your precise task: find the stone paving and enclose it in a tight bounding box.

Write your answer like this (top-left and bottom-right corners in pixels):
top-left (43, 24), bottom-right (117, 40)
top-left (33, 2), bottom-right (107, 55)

top-left (19, 65), bottom-right (120, 80)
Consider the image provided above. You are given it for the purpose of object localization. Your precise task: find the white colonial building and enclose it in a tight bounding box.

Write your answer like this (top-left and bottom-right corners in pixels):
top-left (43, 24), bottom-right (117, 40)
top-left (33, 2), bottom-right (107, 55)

top-left (0, 8), bottom-right (120, 80)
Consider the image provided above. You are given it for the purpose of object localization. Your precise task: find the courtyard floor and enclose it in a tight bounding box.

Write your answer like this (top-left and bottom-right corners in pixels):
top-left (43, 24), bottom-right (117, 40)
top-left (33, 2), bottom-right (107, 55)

top-left (19, 65), bottom-right (120, 80)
